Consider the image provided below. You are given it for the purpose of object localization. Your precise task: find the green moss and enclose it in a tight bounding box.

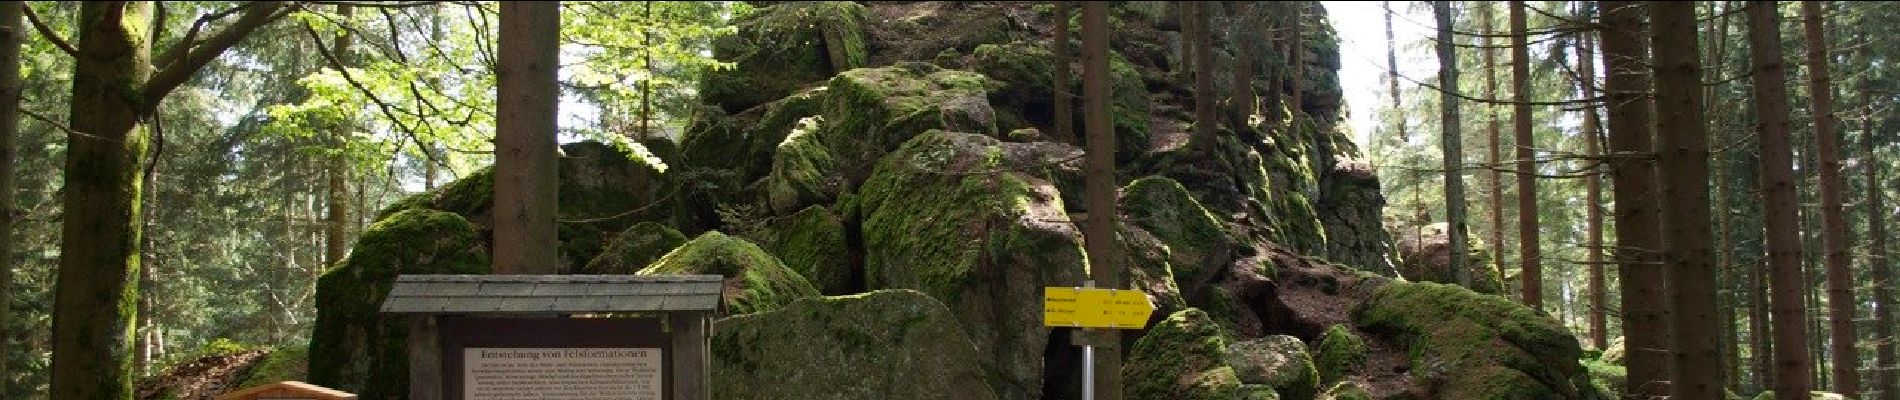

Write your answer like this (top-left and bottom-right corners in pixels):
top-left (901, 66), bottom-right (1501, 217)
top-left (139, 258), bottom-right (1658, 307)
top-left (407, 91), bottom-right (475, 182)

top-left (238, 346), bottom-right (309, 387)
top-left (968, 41), bottom-right (1149, 159)
top-left (1120, 176), bottom-right (1240, 286)
top-left (817, 64), bottom-right (998, 181)
top-left (584, 222), bottom-right (689, 274)
top-left (1318, 381), bottom-right (1373, 400)
top-left (765, 115), bottom-right (841, 215)
top-left (1314, 324), bottom-right (1368, 385)
top-left (762, 205), bottom-right (856, 295)
top-left (711, 290), bottom-right (996, 399)
top-left (1353, 281), bottom-right (1592, 399)
top-left (702, 1), bottom-right (869, 112)
top-left (1119, 222), bottom-right (1188, 314)
top-left (1226, 335), bottom-right (1320, 400)
top-left (309, 209), bottom-right (490, 397)
top-left (639, 231), bottom-right (820, 315)
top-left (1582, 358), bottom-right (1625, 399)
top-left (1126, 308), bottom-right (1242, 400)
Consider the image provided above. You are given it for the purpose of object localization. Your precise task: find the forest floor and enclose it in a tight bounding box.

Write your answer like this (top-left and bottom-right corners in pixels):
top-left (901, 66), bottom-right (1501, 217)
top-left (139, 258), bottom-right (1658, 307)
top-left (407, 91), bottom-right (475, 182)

top-left (135, 349), bottom-right (269, 400)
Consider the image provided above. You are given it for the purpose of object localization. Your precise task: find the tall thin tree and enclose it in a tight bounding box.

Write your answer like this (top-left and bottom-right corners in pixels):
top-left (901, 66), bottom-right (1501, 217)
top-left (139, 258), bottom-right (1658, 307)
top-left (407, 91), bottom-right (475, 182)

top-left (0, 1), bottom-right (21, 393)
top-left (1651, 2), bottom-right (1721, 397)
top-left (1481, 1), bottom-right (1507, 295)
top-left (1432, 0), bottom-right (1470, 287)
top-left (1601, 1), bottom-right (1671, 397)
top-left (494, 1), bottom-right (561, 274)
top-left (325, 4), bottom-right (353, 271)
top-left (1192, 1), bottom-right (1215, 154)
top-left (1798, 2), bottom-right (1857, 395)
top-left (1229, 1), bottom-right (1254, 130)
top-left (1288, 2), bottom-right (1304, 127)
top-left (1861, 30), bottom-right (1894, 400)
top-left (1745, 2), bottom-right (1816, 399)
top-left (1509, 0), bottom-right (1542, 310)
top-left (1080, 4), bottom-right (1124, 399)
top-left (1574, 9), bottom-right (1608, 349)
top-left (1383, 1), bottom-right (1403, 143)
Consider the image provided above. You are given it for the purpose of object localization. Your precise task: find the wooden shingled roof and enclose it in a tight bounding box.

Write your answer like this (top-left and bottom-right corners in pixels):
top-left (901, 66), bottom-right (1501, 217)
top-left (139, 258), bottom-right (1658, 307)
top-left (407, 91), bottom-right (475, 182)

top-left (378, 274), bottom-right (724, 314)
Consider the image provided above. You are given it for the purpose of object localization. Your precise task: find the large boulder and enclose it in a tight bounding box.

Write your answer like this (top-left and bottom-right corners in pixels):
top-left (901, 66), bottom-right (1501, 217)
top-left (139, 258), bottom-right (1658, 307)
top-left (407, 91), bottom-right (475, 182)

top-left (1313, 324), bottom-right (1369, 385)
top-left (857, 130), bottom-right (1086, 400)
top-left (637, 231), bottom-right (820, 316)
top-left (308, 209), bottom-right (490, 398)
top-left (969, 41), bottom-right (1152, 158)
top-left (711, 290), bottom-right (996, 400)
top-left (583, 221), bottom-right (688, 274)
top-left (1225, 335), bottom-right (1321, 400)
top-left (1125, 308), bottom-right (1242, 400)
top-left (1120, 176), bottom-right (1244, 295)
top-left (1354, 281), bottom-right (1595, 399)
top-left (761, 205), bottom-right (857, 295)
top-left (702, 1), bottom-right (868, 113)
top-left (816, 63), bottom-right (997, 185)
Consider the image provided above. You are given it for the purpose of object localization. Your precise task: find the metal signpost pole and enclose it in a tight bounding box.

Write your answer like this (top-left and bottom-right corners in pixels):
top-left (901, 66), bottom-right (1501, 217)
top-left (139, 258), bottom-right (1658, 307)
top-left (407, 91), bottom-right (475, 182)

top-left (1081, 280), bottom-right (1095, 400)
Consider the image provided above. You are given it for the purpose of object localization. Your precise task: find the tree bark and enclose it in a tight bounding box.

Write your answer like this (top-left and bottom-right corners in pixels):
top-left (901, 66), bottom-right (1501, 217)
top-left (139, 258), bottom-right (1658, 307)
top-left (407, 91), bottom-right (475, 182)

top-left (1053, 1), bottom-right (1073, 144)
top-left (0, 1), bottom-right (20, 392)
top-left (1746, 2), bottom-right (1816, 399)
top-left (1080, 5), bottom-right (1123, 399)
top-left (1191, 1), bottom-right (1214, 155)
top-left (493, 1), bottom-right (561, 275)
top-left (1481, 1), bottom-right (1507, 298)
top-left (1508, 0), bottom-right (1541, 311)
top-left (1228, 2), bottom-right (1253, 130)
top-left (1384, 1), bottom-right (1404, 144)
top-left (51, 3), bottom-right (155, 399)
top-left (325, 4), bottom-right (353, 272)
top-left (1288, 2), bottom-right (1303, 127)
top-left (1432, 0), bottom-right (1470, 287)
top-left (1575, 17), bottom-right (1607, 350)
top-left (1651, 2), bottom-right (1722, 397)
top-left (1797, 1), bottom-right (1857, 396)
top-left (1862, 30), bottom-right (1894, 400)
top-left (1601, 2), bottom-right (1671, 398)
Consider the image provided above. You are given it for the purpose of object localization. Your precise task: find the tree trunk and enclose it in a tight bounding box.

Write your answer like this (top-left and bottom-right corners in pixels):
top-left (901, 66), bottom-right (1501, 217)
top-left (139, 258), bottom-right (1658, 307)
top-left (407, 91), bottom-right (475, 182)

top-left (1080, 5), bottom-right (1123, 399)
top-left (1288, 2), bottom-right (1303, 127)
top-left (1481, 1), bottom-right (1507, 298)
top-left (0, 0), bottom-right (20, 392)
top-left (1746, 2), bottom-right (1817, 399)
top-left (1863, 31), bottom-right (1894, 400)
top-left (325, 4), bottom-right (353, 271)
top-left (494, 1), bottom-right (562, 275)
top-left (1228, 2), bottom-right (1253, 130)
top-left (1508, 0), bottom-right (1541, 310)
top-left (1432, 0), bottom-right (1470, 287)
top-left (1177, 1), bottom-right (1194, 89)
top-left (1651, 2), bottom-right (1722, 397)
top-left (1053, 1), bottom-right (1073, 144)
top-left (639, 1), bottom-right (653, 140)
top-left (424, 5), bottom-right (443, 190)
top-left (1191, 1), bottom-right (1214, 155)
top-left (1384, 1), bottom-right (1402, 143)
top-left (1575, 17), bottom-right (1607, 350)
top-left (1601, 2), bottom-right (1671, 398)
top-left (1797, 1), bottom-right (1857, 396)
top-left (50, 3), bottom-right (155, 399)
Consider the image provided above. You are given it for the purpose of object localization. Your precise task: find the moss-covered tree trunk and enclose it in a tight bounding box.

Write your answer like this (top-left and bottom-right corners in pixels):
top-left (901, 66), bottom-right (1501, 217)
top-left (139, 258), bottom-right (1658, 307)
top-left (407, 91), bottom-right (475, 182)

top-left (1799, 2), bottom-right (1856, 396)
top-left (1600, 2), bottom-right (1670, 398)
top-left (50, 3), bottom-right (154, 399)
top-left (494, 1), bottom-right (562, 274)
top-left (0, 1), bottom-right (20, 393)
top-left (1431, 0), bottom-right (1470, 286)
top-left (1508, 0), bottom-right (1541, 311)
top-left (1745, 2), bottom-right (1816, 399)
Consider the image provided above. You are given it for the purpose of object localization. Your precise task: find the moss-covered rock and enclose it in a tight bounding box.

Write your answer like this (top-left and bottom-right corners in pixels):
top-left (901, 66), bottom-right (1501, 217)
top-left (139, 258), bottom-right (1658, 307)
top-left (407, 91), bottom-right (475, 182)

top-left (1125, 308), bottom-right (1241, 400)
top-left (1600, 336), bottom-right (1625, 365)
top-left (1120, 176), bottom-right (1242, 293)
top-left (1318, 381), bottom-right (1374, 400)
top-left (638, 231), bottom-right (820, 316)
top-left (857, 130), bottom-right (1086, 400)
top-left (308, 209), bottom-right (490, 397)
top-left (711, 290), bottom-right (996, 400)
top-left (1582, 358), bottom-right (1625, 398)
top-left (1226, 335), bottom-right (1321, 400)
top-left (583, 222), bottom-right (688, 274)
top-left (764, 115), bottom-right (841, 215)
top-left (1353, 281), bottom-right (1594, 399)
top-left (1314, 324), bottom-right (1368, 385)
top-left (969, 41), bottom-right (1151, 159)
top-left (1120, 222), bottom-right (1188, 316)
top-left (762, 205), bottom-right (857, 295)
top-left (817, 63), bottom-right (998, 185)
top-left (237, 346), bottom-right (309, 388)
top-left (702, 1), bottom-right (868, 113)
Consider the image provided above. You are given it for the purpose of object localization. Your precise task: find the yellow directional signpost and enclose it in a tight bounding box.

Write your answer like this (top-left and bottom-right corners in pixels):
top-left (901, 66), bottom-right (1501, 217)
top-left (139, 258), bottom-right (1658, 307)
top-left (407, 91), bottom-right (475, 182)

top-left (1043, 287), bottom-right (1155, 329)
top-left (1045, 284), bottom-right (1153, 400)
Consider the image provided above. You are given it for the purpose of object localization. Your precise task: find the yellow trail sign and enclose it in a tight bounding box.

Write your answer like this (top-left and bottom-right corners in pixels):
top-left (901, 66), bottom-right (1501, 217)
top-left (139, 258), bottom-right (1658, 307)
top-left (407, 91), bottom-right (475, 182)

top-left (1043, 287), bottom-right (1155, 329)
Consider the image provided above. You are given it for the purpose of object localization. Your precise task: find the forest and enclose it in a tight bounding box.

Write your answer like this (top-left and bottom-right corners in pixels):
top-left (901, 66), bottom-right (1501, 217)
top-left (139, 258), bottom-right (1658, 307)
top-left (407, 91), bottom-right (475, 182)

top-left (0, 1), bottom-right (1894, 400)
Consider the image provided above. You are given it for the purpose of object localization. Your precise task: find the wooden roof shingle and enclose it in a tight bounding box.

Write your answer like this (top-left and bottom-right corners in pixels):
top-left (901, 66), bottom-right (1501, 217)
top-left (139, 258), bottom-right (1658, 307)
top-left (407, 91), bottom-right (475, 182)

top-left (378, 274), bottom-right (723, 314)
